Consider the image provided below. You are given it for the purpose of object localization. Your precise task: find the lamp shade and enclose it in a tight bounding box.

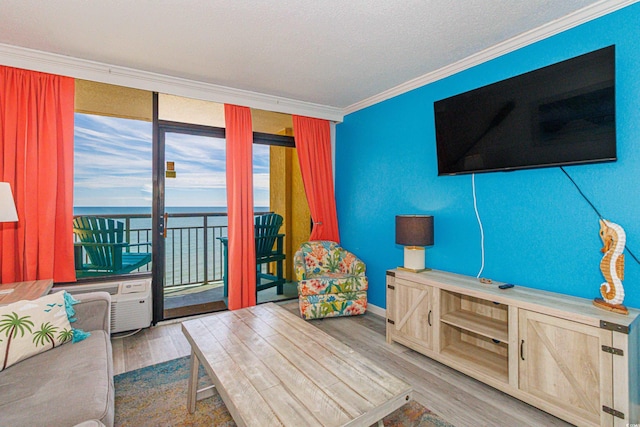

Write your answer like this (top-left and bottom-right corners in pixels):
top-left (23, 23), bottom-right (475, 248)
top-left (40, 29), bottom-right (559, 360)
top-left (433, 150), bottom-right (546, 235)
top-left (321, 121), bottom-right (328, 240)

top-left (396, 215), bottom-right (434, 247)
top-left (0, 182), bottom-right (18, 222)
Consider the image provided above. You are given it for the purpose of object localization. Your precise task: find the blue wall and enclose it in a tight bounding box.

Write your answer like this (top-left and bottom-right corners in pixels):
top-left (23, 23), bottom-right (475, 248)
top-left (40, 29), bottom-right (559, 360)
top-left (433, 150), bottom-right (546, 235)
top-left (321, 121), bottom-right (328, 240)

top-left (335, 4), bottom-right (640, 309)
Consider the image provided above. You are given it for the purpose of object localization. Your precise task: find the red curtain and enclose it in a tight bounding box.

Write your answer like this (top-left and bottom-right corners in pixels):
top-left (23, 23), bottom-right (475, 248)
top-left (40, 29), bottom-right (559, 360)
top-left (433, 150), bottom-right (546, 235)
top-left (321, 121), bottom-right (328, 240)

top-left (224, 104), bottom-right (256, 309)
top-left (0, 66), bottom-right (76, 283)
top-left (293, 115), bottom-right (340, 242)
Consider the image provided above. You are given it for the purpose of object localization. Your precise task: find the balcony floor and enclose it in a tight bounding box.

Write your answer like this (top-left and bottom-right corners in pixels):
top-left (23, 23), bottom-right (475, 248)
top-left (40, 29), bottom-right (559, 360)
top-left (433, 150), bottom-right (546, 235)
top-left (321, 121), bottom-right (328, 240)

top-left (163, 280), bottom-right (299, 316)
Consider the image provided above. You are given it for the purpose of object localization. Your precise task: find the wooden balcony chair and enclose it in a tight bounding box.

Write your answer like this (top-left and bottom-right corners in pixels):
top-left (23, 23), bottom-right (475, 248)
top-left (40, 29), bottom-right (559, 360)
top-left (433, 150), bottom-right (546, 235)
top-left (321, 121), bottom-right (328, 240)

top-left (73, 216), bottom-right (152, 277)
top-left (219, 213), bottom-right (286, 298)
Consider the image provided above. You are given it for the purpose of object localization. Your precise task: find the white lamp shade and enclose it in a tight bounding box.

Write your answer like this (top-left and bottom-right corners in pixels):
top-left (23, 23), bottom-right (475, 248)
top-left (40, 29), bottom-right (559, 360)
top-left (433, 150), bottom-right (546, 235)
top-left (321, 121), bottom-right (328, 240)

top-left (0, 182), bottom-right (18, 222)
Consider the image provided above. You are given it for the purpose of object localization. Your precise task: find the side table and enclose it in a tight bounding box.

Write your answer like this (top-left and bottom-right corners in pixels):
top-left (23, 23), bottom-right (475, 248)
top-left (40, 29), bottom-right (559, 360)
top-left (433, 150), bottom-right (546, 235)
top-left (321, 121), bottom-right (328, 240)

top-left (0, 279), bottom-right (54, 305)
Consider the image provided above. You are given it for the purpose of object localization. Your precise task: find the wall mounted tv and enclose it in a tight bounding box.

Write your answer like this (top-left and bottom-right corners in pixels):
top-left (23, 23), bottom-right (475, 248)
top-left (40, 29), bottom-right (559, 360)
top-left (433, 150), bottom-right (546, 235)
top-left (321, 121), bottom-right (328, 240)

top-left (434, 45), bottom-right (616, 175)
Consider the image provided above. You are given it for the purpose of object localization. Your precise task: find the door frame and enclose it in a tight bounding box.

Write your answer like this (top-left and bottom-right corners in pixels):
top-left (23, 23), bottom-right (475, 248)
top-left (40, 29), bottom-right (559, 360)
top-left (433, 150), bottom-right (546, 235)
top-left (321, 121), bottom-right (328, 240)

top-left (151, 116), bottom-right (226, 324)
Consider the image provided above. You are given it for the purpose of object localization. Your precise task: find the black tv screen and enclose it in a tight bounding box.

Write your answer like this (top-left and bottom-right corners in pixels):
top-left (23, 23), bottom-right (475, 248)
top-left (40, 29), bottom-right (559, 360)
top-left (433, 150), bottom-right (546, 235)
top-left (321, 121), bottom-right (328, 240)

top-left (434, 46), bottom-right (616, 175)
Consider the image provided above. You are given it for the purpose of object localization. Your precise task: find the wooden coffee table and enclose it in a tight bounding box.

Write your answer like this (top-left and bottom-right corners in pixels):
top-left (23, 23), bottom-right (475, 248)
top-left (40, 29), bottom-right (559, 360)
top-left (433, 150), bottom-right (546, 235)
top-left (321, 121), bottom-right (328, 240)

top-left (182, 303), bottom-right (412, 427)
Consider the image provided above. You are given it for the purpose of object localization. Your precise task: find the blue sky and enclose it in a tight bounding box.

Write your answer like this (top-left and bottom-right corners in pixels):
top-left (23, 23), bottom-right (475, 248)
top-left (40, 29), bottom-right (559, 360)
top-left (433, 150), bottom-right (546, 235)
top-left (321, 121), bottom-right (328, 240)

top-left (74, 114), bottom-right (270, 207)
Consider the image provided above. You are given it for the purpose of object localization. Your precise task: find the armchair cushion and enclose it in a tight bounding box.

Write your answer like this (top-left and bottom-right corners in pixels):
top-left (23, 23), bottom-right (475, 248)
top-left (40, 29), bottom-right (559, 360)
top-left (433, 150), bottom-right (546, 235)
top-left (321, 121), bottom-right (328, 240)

top-left (299, 291), bottom-right (368, 319)
top-left (298, 275), bottom-right (368, 296)
top-left (295, 241), bottom-right (368, 319)
top-left (294, 240), bottom-right (366, 280)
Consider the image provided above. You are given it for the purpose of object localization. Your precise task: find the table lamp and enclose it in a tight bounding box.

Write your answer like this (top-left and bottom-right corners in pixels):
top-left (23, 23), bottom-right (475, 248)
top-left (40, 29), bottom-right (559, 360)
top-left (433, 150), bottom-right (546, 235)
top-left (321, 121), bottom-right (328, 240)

top-left (0, 182), bottom-right (18, 223)
top-left (396, 215), bottom-right (434, 272)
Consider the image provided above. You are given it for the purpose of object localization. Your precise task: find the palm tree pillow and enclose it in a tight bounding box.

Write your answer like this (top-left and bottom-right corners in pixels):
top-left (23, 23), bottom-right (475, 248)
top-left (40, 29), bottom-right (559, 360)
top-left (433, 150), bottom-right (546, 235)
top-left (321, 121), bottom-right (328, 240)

top-left (0, 290), bottom-right (89, 371)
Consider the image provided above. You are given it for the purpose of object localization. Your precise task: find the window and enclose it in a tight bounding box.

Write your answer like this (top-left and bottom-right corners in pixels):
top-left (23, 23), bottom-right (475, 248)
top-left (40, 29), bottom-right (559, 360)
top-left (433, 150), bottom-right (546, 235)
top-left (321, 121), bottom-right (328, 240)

top-left (73, 81), bottom-right (153, 280)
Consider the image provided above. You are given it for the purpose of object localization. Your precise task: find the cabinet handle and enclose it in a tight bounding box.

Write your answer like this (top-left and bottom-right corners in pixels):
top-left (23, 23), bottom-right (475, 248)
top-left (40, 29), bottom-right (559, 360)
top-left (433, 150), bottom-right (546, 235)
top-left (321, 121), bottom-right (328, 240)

top-left (427, 310), bottom-right (432, 326)
top-left (520, 340), bottom-right (525, 361)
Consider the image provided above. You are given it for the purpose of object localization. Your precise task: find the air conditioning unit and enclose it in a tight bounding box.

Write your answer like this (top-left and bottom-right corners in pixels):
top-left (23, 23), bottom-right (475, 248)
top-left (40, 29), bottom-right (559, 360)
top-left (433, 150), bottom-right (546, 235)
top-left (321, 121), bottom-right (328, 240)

top-left (55, 279), bottom-right (152, 333)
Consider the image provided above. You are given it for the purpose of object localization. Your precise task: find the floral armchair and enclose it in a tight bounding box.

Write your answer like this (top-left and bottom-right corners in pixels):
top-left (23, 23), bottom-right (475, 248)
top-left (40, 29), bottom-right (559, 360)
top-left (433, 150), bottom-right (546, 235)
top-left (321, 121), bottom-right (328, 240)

top-left (294, 240), bottom-right (368, 320)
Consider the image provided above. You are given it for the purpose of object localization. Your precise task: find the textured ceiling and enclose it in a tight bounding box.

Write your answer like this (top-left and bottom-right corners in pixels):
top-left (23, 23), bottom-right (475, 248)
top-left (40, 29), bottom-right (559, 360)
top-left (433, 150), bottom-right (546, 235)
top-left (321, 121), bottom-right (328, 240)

top-left (0, 0), bottom-right (613, 110)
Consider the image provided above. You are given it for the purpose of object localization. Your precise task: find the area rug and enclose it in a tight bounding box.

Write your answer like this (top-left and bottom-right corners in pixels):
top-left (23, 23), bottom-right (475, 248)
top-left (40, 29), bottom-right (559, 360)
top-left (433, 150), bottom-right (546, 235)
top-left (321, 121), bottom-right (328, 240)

top-left (114, 356), bottom-right (452, 426)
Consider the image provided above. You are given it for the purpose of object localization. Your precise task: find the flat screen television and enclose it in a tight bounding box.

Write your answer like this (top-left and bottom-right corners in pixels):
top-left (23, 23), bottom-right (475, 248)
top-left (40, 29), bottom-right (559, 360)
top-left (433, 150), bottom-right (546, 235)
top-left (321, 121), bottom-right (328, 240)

top-left (434, 46), bottom-right (616, 175)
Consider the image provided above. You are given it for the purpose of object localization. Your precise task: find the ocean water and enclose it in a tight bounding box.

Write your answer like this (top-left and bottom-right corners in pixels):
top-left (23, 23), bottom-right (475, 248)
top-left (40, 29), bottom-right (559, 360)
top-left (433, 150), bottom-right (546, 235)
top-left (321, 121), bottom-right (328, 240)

top-left (74, 206), bottom-right (269, 230)
top-left (73, 206), bottom-right (269, 286)
top-left (74, 206), bottom-right (269, 215)
top-left (75, 206), bottom-right (160, 215)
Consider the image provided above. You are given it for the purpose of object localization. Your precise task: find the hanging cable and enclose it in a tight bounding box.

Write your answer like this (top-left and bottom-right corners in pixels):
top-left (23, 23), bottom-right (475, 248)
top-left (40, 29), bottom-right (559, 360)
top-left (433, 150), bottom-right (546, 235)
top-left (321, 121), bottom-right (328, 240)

top-left (560, 167), bottom-right (604, 219)
top-left (560, 166), bottom-right (639, 265)
top-left (472, 173), bottom-right (485, 277)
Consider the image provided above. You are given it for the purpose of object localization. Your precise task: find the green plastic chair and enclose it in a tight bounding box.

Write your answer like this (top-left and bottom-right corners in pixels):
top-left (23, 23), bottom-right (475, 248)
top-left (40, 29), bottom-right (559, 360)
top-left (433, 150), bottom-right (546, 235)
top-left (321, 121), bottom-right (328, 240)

top-left (73, 216), bottom-right (151, 277)
top-left (219, 213), bottom-right (286, 297)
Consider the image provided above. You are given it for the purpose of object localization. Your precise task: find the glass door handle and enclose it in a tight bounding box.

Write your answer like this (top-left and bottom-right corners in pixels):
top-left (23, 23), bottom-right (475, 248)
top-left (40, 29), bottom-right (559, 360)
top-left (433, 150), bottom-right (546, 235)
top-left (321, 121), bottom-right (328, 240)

top-left (163, 212), bottom-right (168, 238)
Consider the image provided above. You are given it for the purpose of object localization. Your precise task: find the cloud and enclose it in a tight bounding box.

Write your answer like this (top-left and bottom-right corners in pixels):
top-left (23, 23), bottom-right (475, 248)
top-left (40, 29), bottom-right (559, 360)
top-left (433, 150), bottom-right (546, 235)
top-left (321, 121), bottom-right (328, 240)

top-left (253, 173), bottom-right (269, 190)
top-left (74, 114), bottom-right (271, 207)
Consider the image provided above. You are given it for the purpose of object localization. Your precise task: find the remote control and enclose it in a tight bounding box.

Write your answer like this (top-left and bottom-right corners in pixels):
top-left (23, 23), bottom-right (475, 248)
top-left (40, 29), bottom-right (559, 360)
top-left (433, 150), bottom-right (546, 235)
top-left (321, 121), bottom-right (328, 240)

top-left (498, 283), bottom-right (514, 289)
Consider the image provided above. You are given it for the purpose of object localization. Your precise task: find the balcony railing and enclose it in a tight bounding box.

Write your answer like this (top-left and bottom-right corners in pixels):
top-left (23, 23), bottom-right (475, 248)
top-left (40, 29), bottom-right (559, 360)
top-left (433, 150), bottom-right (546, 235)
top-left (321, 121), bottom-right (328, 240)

top-left (163, 212), bottom-right (228, 287)
top-left (73, 212), bottom-right (268, 288)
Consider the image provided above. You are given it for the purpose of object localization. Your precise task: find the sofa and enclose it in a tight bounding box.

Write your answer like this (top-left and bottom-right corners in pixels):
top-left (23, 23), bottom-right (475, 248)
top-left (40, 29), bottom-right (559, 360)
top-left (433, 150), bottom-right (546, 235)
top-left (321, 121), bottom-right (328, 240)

top-left (0, 291), bottom-right (114, 427)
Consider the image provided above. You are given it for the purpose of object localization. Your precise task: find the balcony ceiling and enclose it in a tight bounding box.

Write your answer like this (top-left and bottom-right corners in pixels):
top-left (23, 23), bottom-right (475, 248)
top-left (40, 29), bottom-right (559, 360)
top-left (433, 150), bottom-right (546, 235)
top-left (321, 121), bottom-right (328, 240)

top-left (0, 1), bottom-right (614, 111)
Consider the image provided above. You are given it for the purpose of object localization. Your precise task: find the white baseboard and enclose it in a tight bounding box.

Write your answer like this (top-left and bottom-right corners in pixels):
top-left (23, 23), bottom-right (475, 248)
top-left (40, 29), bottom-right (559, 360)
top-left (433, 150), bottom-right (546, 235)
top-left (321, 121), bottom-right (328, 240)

top-left (367, 303), bottom-right (385, 318)
top-left (156, 300), bottom-right (387, 323)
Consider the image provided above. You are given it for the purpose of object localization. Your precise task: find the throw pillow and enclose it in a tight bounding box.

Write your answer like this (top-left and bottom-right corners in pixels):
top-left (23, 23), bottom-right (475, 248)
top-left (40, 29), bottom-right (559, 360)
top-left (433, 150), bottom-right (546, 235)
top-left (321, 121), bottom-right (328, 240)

top-left (0, 291), bottom-right (88, 371)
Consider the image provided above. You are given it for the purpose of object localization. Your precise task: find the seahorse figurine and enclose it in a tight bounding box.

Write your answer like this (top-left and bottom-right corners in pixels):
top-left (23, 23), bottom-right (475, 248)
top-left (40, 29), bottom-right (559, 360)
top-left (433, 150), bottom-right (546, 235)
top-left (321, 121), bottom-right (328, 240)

top-left (597, 219), bottom-right (626, 308)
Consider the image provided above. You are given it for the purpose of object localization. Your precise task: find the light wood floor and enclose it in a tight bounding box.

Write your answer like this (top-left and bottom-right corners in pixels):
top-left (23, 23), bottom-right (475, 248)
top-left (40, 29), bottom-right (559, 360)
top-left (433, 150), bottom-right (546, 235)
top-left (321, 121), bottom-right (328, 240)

top-left (111, 300), bottom-right (573, 427)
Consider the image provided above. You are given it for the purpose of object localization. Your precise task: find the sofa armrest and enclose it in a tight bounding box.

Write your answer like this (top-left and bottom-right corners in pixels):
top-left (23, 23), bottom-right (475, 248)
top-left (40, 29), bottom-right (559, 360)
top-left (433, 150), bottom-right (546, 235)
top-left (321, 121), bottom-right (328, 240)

top-left (74, 421), bottom-right (106, 427)
top-left (71, 291), bottom-right (111, 333)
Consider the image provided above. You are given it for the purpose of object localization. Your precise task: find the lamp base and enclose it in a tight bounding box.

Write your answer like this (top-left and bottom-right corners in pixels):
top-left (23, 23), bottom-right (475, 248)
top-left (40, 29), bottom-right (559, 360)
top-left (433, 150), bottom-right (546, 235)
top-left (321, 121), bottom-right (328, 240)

top-left (402, 246), bottom-right (426, 271)
top-left (397, 266), bottom-right (431, 273)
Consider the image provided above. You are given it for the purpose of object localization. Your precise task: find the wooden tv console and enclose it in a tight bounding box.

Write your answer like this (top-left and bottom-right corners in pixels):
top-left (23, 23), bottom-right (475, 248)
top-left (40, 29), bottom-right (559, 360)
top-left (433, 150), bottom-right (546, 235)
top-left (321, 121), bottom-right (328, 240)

top-left (386, 269), bottom-right (640, 427)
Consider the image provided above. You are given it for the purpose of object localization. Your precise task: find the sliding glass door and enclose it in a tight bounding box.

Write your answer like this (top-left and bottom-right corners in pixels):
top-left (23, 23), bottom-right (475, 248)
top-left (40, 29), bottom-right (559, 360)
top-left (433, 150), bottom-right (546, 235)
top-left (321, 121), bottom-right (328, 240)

top-left (150, 102), bottom-right (301, 323)
top-left (154, 122), bottom-right (228, 321)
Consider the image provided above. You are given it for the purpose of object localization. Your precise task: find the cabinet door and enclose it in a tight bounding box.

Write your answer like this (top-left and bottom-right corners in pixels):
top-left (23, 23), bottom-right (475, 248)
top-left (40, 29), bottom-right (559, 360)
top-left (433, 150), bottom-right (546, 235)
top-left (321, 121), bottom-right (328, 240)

top-left (385, 275), bottom-right (396, 344)
top-left (519, 310), bottom-right (613, 426)
top-left (390, 278), bottom-right (433, 352)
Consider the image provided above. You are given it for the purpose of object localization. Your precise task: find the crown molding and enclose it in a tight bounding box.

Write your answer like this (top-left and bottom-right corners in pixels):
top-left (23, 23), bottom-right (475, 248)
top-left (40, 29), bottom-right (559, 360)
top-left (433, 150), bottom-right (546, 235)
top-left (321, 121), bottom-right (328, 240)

top-left (1, 0), bottom-right (633, 121)
top-left (0, 43), bottom-right (344, 123)
top-left (344, 0), bottom-right (636, 115)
